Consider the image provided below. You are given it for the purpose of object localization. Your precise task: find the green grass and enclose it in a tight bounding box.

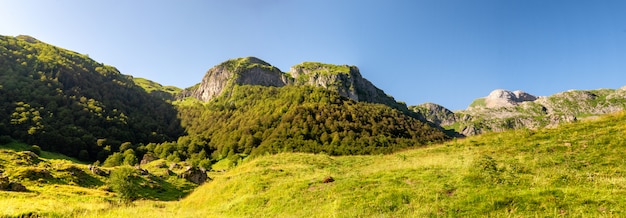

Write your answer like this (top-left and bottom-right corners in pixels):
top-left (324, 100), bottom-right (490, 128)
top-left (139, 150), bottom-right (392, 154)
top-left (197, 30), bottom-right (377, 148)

top-left (0, 142), bottom-right (196, 217)
top-left (4, 111), bottom-right (626, 217)
top-left (132, 77), bottom-right (181, 95)
top-left (469, 97), bottom-right (486, 108)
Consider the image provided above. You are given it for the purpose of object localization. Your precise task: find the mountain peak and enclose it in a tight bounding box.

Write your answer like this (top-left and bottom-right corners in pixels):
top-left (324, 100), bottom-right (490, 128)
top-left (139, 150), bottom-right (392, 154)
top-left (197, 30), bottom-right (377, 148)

top-left (190, 57), bottom-right (288, 102)
top-left (483, 89), bottom-right (536, 108)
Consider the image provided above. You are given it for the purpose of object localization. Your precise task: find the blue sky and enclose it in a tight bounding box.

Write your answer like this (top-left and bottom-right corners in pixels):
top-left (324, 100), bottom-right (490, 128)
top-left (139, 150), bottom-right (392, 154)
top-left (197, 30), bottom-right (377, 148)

top-left (1, 0), bottom-right (625, 110)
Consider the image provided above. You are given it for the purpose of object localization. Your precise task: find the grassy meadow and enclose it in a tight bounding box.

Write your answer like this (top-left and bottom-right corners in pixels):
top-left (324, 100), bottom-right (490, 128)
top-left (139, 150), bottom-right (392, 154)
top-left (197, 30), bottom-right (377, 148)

top-left (3, 112), bottom-right (626, 217)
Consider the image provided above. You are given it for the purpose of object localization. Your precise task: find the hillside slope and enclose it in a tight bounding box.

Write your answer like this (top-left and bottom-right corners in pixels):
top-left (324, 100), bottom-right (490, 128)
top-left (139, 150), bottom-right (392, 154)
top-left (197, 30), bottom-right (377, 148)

top-left (0, 35), bottom-right (183, 160)
top-left (147, 57), bottom-right (449, 164)
top-left (82, 111), bottom-right (626, 217)
top-left (412, 87), bottom-right (626, 135)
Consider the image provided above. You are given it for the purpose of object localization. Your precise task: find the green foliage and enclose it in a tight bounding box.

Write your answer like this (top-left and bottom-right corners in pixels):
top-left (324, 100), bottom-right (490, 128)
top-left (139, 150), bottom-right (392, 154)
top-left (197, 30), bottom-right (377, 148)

top-left (108, 167), bottom-right (140, 202)
top-left (27, 145), bottom-right (42, 155)
top-left (159, 84), bottom-right (447, 167)
top-left (468, 97), bottom-right (486, 107)
top-left (103, 152), bottom-right (124, 167)
top-left (0, 35), bottom-right (184, 161)
top-left (123, 149), bottom-right (138, 166)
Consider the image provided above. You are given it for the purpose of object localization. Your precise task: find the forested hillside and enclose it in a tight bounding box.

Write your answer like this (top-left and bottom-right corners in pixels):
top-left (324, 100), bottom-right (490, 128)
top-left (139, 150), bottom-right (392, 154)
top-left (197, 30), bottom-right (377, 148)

top-left (0, 35), bottom-right (183, 161)
top-left (168, 84), bottom-right (447, 163)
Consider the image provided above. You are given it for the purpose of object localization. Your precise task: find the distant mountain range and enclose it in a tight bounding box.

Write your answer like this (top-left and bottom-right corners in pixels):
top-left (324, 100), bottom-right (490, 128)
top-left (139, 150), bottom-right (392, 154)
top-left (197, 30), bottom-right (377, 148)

top-left (411, 87), bottom-right (626, 135)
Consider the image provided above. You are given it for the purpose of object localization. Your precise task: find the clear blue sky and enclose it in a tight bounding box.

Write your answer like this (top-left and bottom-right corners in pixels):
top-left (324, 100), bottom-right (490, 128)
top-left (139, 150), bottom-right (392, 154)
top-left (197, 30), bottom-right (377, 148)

top-left (2, 0), bottom-right (626, 110)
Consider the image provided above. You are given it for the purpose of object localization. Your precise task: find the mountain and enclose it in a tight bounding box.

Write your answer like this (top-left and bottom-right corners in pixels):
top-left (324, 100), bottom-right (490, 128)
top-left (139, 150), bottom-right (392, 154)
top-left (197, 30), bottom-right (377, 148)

top-left (412, 87), bottom-right (626, 135)
top-left (163, 57), bottom-right (448, 162)
top-left (0, 35), bottom-right (183, 160)
top-left (181, 57), bottom-right (407, 110)
top-left (183, 57), bottom-right (289, 102)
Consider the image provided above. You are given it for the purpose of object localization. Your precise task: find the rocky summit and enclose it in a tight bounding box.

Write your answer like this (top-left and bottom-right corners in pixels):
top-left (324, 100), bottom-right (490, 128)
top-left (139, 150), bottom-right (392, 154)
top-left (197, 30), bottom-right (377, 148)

top-left (483, 89), bottom-right (537, 108)
top-left (180, 57), bottom-right (407, 111)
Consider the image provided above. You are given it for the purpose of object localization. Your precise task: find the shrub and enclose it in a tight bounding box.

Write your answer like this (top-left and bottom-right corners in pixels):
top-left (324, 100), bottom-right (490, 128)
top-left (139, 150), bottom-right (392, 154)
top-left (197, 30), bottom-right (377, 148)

top-left (27, 145), bottom-right (42, 156)
top-left (109, 166), bottom-right (139, 202)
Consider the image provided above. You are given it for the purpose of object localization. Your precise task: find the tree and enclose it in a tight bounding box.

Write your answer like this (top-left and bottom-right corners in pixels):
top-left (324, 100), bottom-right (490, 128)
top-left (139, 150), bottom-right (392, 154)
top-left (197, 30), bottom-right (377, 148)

top-left (108, 166), bottom-right (139, 203)
top-left (103, 152), bottom-right (124, 167)
top-left (123, 149), bottom-right (138, 166)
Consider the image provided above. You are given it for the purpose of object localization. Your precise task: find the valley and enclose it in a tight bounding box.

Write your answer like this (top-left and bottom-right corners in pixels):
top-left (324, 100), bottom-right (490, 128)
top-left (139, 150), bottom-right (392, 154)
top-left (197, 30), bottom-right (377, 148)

top-left (1, 34), bottom-right (626, 217)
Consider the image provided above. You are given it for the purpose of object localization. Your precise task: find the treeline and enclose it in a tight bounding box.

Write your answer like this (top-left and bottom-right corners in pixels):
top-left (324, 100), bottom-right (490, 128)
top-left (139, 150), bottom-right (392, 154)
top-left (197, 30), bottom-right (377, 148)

top-left (138, 85), bottom-right (448, 168)
top-left (0, 35), bottom-right (183, 161)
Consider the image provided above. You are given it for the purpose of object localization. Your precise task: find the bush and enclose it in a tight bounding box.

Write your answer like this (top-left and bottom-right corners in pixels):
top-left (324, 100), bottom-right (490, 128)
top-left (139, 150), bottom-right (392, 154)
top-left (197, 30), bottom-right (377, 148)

top-left (27, 145), bottom-right (42, 156)
top-left (109, 167), bottom-right (139, 202)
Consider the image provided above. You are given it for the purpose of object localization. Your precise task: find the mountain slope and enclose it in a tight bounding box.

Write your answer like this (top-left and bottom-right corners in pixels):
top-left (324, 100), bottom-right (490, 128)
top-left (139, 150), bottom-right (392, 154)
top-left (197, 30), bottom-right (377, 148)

top-left (169, 111), bottom-right (626, 217)
top-left (151, 57), bottom-right (448, 162)
top-left (413, 87), bottom-right (626, 135)
top-left (0, 35), bottom-right (183, 160)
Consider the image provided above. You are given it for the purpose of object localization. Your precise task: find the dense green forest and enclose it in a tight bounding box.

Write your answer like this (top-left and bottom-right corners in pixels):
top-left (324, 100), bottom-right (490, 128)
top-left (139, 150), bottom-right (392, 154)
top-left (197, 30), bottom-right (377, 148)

top-left (155, 85), bottom-right (447, 167)
top-left (0, 35), bottom-right (183, 161)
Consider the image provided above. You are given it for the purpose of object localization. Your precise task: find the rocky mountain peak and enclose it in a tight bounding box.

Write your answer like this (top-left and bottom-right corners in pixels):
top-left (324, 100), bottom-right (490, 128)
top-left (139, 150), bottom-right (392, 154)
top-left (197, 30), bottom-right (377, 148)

top-left (191, 57), bottom-right (288, 102)
top-left (484, 89), bottom-right (537, 108)
top-left (288, 62), bottom-right (399, 107)
top-left (409, 102), bottom-right (456, 126)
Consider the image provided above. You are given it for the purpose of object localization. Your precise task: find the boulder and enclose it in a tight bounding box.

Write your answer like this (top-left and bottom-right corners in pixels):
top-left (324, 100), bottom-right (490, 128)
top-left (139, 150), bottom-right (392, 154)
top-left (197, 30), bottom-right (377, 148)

top-left (0, 176), bottom-right (27, 192)
top-left (134, 166), bottom-right (149, 175)
top-left (140, 153), bottom-right (157, 165)
top-left (179, 166), bottom-right (209, 185)
top-left (88, 165), bottom-right (109, 176)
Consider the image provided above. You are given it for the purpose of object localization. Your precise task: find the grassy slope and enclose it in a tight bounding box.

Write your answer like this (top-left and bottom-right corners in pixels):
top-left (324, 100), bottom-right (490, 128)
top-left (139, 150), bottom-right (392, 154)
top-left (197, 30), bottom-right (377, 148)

top-left (2, 111), bottom-right (625, 217)
top-left (0, 142), bottom-right (196, 217)
top-left (83, 111), bottom-right (626, 217)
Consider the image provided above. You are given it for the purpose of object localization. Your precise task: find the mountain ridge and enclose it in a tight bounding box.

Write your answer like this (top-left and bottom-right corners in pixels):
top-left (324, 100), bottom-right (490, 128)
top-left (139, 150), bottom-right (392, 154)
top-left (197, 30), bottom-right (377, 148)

top-left (412, 87), bottom-right (626, 135)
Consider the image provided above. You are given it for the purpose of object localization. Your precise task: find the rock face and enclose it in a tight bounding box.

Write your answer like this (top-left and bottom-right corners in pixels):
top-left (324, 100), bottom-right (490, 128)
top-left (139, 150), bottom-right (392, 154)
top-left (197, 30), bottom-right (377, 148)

top-left (409, 103), bottom-right (456, 126)
top-left (288, 62), bottom-right (399, 107)
top-left (484, 89), bottom-right (537, 108)
top-left (190, 57), bottom-right (288, 102)
top-left (179, 166), bottom-right (209, 185)
top-left (182, 58), bottom-right (408, 112)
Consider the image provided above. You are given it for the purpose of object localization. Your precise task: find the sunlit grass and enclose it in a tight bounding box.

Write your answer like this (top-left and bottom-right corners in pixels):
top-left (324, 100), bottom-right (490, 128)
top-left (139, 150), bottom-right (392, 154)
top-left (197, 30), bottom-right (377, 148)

top-left (3, 111), bottom-right (626, 217)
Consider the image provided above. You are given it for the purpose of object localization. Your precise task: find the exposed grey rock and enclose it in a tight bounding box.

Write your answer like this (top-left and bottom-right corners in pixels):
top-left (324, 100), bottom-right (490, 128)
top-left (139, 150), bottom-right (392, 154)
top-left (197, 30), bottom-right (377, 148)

top-left (179, 166), bottom-right (209, 185)
top-left (288, 63), bottom-right (399, 107)
top-left (88, 165), bottom-right (109, 176)
top-left (191, 57), bottom-right (288, 102)
top-left (484, 89), bottom-right (536, 108)
top-left (412, 86), bottom-right (626, 136)
top-left (180, 58), bottom-right (408, 112)
top-left (134, 166), bottom-right (149, 175)
top-left (410, 103), bottom-right (456, 126)
top-left (140, 153), bottom-right (157, 165)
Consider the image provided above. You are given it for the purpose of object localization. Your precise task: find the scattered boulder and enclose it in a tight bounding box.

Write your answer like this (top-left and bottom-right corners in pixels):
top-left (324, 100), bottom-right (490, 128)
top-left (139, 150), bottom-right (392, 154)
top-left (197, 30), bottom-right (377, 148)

top-left (0, 176), bottom-right (27, 192)
top-left (134, 166), bottom-right (149, 175)
top-left (169, 163), bottom-right (182, 171)
top-left (140, 153), bottom-right (157, 165)
top-left (322, 176), bottom-right (334, 183)
top-left (179, 166), bottom-right (209, 185)
top-left (88, 165), bottom-right (109, 176)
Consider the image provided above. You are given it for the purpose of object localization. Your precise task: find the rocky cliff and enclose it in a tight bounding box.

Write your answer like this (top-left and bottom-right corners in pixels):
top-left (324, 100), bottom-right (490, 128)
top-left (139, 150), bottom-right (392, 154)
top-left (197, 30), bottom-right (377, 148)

top-left (182, 58), bottom-right (408, 112)
top-left (288, 62), bottom-right (400, 107)
top-left (187, 57), bottom-right (289, 102)
top-left (409, 103), bottom-right (456, 126)
top-left (414, 88), bottom-right (626, 136)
